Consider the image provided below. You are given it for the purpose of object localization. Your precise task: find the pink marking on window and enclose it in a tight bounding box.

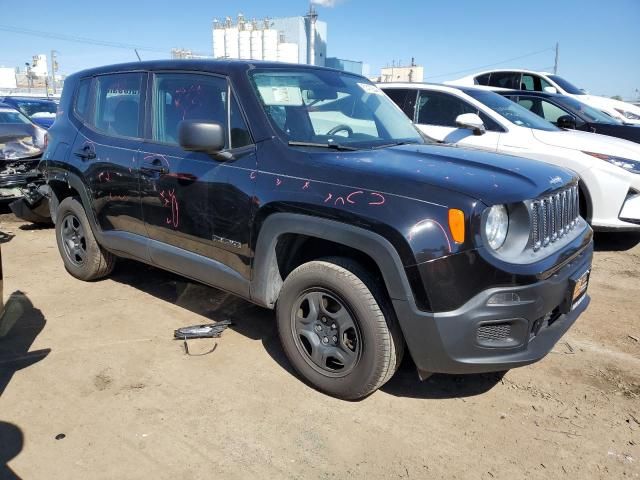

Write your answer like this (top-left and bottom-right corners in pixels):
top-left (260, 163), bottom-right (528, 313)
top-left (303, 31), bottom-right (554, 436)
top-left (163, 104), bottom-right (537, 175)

top-left (346, 190), bottom-right (363, 204)
top-left (368, 192), bottom-right (385, 206)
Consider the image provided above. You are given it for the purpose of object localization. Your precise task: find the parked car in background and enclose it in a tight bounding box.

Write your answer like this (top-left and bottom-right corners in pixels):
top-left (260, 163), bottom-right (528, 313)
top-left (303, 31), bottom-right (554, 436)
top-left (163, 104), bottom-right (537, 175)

top-left (446, 69), bottom-right (640, 125)
top-left (0, 103), bottom-right (44, 202)
top-left (0, 96), bottom-right (58, 129)
top-left (495, 89), bottom-right (640, 144)
top-left (380, 83), bottom-right (640, 231)
top-left (40, 60), bottom-right (593, 399)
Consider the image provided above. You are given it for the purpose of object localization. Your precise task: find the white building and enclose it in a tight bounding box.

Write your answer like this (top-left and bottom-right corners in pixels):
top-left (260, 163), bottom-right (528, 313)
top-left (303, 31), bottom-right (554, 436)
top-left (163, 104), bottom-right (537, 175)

top-left (0, 67), bottom-right (17, 89)
top-left (212, 7), bottom-right (327, 66)
top-left (31, 54), bottom-right (48, 78)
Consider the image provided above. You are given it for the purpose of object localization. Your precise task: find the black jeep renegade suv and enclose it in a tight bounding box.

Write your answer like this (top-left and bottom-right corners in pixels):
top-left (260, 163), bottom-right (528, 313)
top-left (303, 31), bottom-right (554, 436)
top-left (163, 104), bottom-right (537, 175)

top-left (43, 60), bottom-right (593, 399)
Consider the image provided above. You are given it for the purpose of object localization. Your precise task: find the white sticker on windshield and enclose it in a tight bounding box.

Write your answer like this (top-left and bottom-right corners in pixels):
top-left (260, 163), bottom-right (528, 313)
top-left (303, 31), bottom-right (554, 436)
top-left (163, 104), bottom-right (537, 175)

top-left (358, 82), bottom-right (383, 95)
top-left (255, 75), bottom-right (304, 106)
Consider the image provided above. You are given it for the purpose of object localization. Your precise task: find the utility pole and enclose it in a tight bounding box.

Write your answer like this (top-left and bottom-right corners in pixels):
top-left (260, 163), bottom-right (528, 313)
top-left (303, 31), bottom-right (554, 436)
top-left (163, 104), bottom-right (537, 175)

top-left (50, 50), bottom-right (58, 95)
top-left (553, 42), bottom-right (559, 74)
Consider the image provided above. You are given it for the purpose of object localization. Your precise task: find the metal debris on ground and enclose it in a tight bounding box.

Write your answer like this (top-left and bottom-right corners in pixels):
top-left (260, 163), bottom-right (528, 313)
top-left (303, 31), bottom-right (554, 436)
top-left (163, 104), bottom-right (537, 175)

top-left (174, 320), bottom-right (232, 356)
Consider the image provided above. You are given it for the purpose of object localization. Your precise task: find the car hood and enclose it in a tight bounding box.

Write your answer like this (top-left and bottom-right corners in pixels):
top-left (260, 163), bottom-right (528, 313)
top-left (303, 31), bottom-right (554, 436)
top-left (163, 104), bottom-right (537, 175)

top-left (0, 127), bottom-right (44, 161)
top-left (316, 143), bottom-right (577, 205)
top-left (531, 128), bottom-right (640, 160)
top-left (581, 95), bottom-right (640, 124)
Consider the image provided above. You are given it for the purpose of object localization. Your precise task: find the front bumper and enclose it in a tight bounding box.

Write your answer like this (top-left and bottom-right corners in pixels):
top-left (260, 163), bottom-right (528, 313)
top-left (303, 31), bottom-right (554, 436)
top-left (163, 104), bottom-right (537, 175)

top-left (394, 241), bottom-right (593, 376)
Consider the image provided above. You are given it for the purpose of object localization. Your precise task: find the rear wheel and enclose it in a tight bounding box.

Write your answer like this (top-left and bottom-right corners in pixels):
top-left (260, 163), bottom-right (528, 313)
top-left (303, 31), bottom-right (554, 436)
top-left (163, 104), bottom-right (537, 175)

top-left (276, 257), bottom-right (403, 400)
top-left (55, 197), bottom-right (115, 281)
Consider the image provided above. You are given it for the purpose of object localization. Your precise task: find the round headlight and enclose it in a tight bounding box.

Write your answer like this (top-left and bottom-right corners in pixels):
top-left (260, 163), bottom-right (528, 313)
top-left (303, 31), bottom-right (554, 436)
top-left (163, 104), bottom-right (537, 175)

top-left (485, 205), bottom-right (509, 250)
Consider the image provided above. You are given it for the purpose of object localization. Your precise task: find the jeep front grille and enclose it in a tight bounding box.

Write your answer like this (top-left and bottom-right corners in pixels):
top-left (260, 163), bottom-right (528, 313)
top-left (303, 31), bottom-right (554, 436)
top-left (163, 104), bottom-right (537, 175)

top-left (530, 184), bottom-right (579, 251)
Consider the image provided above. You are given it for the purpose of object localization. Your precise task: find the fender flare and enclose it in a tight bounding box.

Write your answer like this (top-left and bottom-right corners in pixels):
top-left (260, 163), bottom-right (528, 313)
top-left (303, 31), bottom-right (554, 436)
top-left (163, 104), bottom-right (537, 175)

top-left (250, 213), bottom-right (415, 309)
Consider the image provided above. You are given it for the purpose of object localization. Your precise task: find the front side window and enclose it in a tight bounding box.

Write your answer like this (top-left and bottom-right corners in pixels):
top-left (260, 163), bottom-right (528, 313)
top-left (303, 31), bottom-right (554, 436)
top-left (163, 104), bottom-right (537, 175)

top-left (93, 73), bottom-right (143, 138)
top-left (152, 73), bottom-right (227, 147)
top-left (539, 99), bottom-right (570, 124)
top-left (465, 89), bottom-right (559, 131)
top-left (556, 96), bottom-right (621, 124)
top-left (250, 69), bottom-right (423, 149)
top-left (0, 109), bottom-right (31, 124)
top-left (382, 88), bottom-right (416, 118)
top-left (416, 91), bottom-right (502, 131)
top-left (488, 72), bottom-right (521, 90)
top-left (547, 75), bottom-right (585, 95)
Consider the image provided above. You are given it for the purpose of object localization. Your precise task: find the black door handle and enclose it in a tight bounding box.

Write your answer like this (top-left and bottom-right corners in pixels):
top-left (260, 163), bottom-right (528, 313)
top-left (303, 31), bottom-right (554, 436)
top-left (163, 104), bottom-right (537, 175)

top-left (74, 145), bottom-right (96, 160)
top-left (141, 158), bottom-right (168, 175)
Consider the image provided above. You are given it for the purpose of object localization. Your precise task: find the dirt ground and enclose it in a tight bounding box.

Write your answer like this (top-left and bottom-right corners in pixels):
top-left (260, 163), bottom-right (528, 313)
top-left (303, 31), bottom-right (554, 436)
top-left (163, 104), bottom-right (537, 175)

top-left (0, 211), bottom-right (638, 480)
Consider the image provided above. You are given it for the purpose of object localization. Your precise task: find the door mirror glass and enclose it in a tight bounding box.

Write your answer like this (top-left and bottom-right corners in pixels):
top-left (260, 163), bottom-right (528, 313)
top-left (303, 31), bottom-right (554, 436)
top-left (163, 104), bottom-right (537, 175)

top-left (178, 120), bottom-right (225, 154)
top-left (543, 86), bottom-right (558, 94)
top-left (456, 113), bottom-right (486, 135)
top-left (556, 114), bottom-right (577, 129)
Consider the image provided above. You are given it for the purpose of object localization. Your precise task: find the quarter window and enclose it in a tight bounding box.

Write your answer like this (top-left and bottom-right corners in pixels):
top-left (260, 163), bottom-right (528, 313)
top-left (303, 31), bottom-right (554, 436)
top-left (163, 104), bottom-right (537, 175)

top-left (93, 73), bottom-right (143, 138)
top-left (229, 92), bottom-right (252, 148)
top-left (74, 78), bottom-right (92, 121)
top-left (152, 73), bottom-right (228, 147)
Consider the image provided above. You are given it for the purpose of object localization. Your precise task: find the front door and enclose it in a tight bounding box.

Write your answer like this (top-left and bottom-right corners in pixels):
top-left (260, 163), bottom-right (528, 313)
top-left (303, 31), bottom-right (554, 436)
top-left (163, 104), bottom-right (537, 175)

top-left (75, 71), bottom-right (146, 236)
top-left (140, 71), bottom-right (256, 277)
top-left (415, 90), bottom-right (501, 151)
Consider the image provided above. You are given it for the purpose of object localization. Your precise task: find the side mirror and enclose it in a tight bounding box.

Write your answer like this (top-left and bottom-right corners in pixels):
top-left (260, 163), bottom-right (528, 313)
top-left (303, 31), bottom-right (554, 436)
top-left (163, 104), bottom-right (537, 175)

top-left (543, 86), bottom-right (558, 94)
top-left (456, 113), bottom-right (486, 135)
top-left (556, 114), bottom-right (577, 129)
top-left (178, 120), bottom-right (225, 154)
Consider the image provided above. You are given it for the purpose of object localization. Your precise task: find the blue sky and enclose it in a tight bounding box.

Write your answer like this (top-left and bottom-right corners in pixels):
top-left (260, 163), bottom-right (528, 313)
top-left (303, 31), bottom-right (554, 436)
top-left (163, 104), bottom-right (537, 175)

top-left (1, 0), bottom-right (638, 98)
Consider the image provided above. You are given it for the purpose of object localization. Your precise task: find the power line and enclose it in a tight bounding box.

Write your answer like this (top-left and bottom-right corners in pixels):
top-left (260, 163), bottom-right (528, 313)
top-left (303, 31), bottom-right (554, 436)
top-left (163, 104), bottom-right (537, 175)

top-left (0, 24), bottom-right (169, 53)
top-left (425, 47), bottom-right (555, 80)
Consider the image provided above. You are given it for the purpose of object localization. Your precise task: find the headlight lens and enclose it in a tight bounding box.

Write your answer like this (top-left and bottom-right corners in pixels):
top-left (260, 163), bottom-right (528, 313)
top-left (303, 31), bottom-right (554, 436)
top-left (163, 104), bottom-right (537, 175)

top-left (582, 151), bottom-right (640, 174)
top-left (485, 205), bottom-right (509, 250)
top-left (614, 108), bottom-right (640, 121)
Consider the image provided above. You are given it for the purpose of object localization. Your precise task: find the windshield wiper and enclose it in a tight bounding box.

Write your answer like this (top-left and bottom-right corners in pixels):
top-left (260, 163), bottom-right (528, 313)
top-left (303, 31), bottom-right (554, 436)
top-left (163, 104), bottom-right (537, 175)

top-left (288, 141), bottom-right (359, 151)
top-left (371, 140), bottom-right (421, 149)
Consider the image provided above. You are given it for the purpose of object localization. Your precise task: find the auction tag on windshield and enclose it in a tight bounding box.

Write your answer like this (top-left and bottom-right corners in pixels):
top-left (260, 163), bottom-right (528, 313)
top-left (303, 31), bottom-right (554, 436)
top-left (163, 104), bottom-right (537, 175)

top-left (255, 75), bottom-right (303, 106)
top-left (358, 83), bottom-right (383, 95)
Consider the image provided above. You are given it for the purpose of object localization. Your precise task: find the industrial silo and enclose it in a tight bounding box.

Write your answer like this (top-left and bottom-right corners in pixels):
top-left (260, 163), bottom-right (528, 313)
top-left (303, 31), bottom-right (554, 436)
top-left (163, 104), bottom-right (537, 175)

top-left (212, 20), bottom-right (226, 58)
top-left (250, 22), bottom-right (263, 60)
top-left (224, 18), bottom-right (239, 59)
top-left (262, 20), bottom-right (278, 62)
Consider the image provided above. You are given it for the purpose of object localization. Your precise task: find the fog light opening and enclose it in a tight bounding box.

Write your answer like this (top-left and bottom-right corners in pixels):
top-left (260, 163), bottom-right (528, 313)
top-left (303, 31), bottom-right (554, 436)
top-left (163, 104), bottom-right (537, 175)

top-left (487, 292), bottom-right (522, 306)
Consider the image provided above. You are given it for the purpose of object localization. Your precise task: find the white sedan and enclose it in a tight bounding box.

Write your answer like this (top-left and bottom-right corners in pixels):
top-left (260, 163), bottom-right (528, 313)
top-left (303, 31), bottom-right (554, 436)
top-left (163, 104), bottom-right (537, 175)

top-left (379, 83), bottom-right (640, 232)
top-left (446, 69), bottom-right (640, 125)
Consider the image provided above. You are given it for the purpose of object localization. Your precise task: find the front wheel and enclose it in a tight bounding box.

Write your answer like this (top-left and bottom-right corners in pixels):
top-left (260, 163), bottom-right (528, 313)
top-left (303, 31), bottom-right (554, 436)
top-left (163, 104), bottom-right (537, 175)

top-left (55, 197), bottom-right (115, 281)
top-left (276, 257), bottom-right (403, 400)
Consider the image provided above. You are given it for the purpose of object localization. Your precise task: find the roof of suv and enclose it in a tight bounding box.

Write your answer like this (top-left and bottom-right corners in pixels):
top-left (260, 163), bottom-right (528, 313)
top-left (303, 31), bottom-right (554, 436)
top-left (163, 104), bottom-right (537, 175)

top-left (70, 59), bottom-right (361, 78)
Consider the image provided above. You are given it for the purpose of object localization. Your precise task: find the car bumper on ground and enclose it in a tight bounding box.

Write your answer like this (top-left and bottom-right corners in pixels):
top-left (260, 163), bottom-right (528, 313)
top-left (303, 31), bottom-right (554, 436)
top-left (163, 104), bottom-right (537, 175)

top-left (393, 241), bottom-right (593, 377)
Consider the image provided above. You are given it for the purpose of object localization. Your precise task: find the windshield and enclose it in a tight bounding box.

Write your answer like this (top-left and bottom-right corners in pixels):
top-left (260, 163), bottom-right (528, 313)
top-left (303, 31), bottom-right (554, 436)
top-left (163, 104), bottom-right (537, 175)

top-left (464, 90), bottom-right (560, 131)
top-left (547, 75), bottom-right (585, 95)
top-left (250, 69), bottom-right (424, 149)
top-left (556, 96), bottom-right (622, 125)
top-left (0, 109), bottom-right (32, 124)
top-left (16, 100), bottom-right (57, 117)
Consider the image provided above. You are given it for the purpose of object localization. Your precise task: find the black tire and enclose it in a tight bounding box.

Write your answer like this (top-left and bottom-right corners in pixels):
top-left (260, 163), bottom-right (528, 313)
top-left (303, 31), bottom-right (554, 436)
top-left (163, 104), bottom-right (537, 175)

top-left (55, 197), bottom-right (115, 281)
top-left (276, 256), bottom-right (404, 400)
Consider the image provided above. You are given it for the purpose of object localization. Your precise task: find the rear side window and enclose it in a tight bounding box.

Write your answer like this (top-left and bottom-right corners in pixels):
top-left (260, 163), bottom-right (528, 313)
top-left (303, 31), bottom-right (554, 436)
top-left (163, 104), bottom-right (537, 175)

top-left (152, 73), bottom-right (228, 146)
top-left (416, 90), bottom-right (503, 131)
top-left (74, 78), bottom-right (92, 121)
top-left (475, 73), bottom-right (491, 86)
top-left (382, 88), bottom-right (416, 119)
top-left (93, 73), bottom-right (143, 138)
top-left (488, 72), bottom-right (521, 90)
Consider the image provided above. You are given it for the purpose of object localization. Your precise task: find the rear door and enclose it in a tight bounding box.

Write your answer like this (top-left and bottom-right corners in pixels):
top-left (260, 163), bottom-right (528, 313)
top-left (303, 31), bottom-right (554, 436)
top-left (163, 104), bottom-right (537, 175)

top-left (140, 71), bottom-right (256, 276)
top-left (414, 90), bottom-right (502, 151)
top-left (72, 71), bottom-right (146, 236)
